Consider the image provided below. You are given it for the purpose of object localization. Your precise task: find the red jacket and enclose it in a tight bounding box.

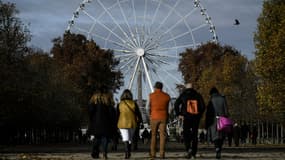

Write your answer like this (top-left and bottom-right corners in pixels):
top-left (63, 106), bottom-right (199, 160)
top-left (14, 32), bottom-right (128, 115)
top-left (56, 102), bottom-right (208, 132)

top-left (149, 89), bottom-right (170, 120)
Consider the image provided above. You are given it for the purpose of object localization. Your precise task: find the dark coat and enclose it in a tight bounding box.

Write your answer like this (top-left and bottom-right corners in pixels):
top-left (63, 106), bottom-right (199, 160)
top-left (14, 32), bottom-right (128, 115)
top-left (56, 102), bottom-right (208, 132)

top-left (88, 102), bottom-right (116, 138)
top-left (174, 88), bottom-right (205, 119)
top-left (206, 93), bottom-right (229, 141)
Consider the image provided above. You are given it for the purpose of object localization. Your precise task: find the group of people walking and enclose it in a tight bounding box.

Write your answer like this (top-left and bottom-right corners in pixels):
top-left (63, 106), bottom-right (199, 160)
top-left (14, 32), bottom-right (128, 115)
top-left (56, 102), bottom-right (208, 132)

top-left (88, 87), bottom-right (142, 159)
top-left (174, 83), bottom-right (229, 159)
top-left (87, 81), bottom-right (230, 159)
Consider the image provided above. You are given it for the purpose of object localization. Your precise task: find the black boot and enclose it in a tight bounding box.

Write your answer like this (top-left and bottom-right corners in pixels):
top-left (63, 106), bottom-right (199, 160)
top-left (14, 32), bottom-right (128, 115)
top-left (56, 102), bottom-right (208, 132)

top-left (216, 148), bottom-right (221, 159)
top-left (91, 153), bottom-right (99, 159)
top-left (124, 142), bottom-right (130, 159)
top-left (128, 143), bottom-right (132, 158)
top-left (91, 139), bottom-right (99, 159)
top-left (214, 139), bottom-right (222, 159)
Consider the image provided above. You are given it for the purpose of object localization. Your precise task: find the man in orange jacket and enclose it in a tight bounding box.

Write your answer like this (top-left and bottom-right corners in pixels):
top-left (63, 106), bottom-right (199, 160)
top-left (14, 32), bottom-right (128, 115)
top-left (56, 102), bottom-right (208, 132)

top-left (149, 81), bottom-right (170, 159)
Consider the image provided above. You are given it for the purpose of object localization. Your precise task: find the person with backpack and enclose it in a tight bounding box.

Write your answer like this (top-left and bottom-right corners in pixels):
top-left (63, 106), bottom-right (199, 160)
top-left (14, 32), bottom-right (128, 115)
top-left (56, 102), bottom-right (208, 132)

top-left (205, 87), bottom-right (229, 159)
top-left (174, 83), bottom-right (205, 159)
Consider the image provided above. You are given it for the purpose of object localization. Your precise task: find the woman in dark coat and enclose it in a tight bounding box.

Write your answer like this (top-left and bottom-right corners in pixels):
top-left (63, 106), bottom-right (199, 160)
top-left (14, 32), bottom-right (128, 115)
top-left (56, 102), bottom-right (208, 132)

top-left (88, 89), bottom-right (116, 159)
top-left (205, 87), bottom-right (229, 159)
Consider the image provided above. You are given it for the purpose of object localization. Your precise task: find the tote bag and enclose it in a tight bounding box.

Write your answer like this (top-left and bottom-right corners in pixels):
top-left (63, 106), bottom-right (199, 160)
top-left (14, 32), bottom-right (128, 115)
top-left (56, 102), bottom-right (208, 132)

top-left (217, 116), bottom-right (233, 133)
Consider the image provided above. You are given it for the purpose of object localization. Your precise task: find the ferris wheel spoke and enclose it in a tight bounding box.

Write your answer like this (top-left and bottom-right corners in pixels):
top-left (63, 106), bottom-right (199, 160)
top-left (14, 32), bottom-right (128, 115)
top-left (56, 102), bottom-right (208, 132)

top-left (131, 0), bottom-right (137, 26)
top-left (143, 0), bottom-right (147, 25)
top-left (147, 56), bottom-right (178, 71)
top-left (72, 26), bottom-right (89, 35)
top-left (82, 10), bottom-right (135, 49)
top-left (131, 30), bottom-right (140, 47)
top-left (143, 38), bottom-right (161, 51)
top-left (142, 26), bottom-right (151, 48)
top-left (118, 55), bottom-right (137, 69)
top-left (139, 27), bottom-right (147, 48)
top-left (192, 23), bottom-right (208, 32)
top-left (117, 0), bottom-right (138, 48)
top-left (161, 7), bottom-right (197, 37)
top-left (131, 0), bottom-right (140, 44)
top-left (150, 44), bottom-right (197, 52)
top-left (97, 0), bottom-right (137, 49)
top-left (150, 0), bottom-right (162, 27)
top-left (114, 53), bottom-right (134, 60)
top-left (151, 60), bottom-right (182, 84)
top-left (159, 30), bottom-right (192, 47)
top-left (113, 50), bottom-right (133, 55)
top-left (159, 9), bottom-right (199, 47)
top-left (76, 24), bottom-right (133, 50)
top-left (144, 56), bottom-right (162, 68)
top-left (118, 53), bottom-right (136, 62)
top-left (104, 25), bottom-right (136, 50)
top-left (165, 60), bottom-right (181, 69)
top-left (147, 52), bottom-right (180, 59)
top-left (145, 55), bottom-right (170, 65)
top-left (87, 23), bottom-right (97, 39)
top-left (152, 0), bottom-right (180, 35)
top-left (120, 58), bottom-right (137, 76)
top-left (182, 19), bottom-right (197, 48)
top-left (88, 30), bottom-right (132, 50)
top-left (144, 28), bottom-right (157, 48)
top-left (132, 10), bottom-right (142, 47)
top-left (144, 37), bottom-right (161, 51)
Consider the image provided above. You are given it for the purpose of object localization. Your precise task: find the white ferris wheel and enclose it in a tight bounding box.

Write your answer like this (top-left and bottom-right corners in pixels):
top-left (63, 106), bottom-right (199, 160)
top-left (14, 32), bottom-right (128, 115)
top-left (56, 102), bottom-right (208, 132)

top-left (67, 0), bottom-right (218, 100)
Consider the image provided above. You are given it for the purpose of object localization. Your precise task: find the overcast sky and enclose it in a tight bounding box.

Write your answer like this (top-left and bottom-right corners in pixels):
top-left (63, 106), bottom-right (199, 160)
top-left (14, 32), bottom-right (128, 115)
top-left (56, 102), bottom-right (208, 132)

top-left (4, 0), bottom-right (263, 60)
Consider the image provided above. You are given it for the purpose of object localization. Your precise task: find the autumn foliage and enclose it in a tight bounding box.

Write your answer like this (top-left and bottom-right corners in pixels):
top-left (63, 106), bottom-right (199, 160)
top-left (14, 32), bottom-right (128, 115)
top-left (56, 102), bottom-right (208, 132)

top-left (179, 42), bottom-right (257, 121)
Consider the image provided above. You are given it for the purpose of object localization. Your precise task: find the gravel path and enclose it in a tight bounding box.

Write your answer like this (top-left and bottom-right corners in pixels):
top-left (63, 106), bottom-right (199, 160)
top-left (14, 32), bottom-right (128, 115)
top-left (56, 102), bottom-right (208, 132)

top-left (1, 142), bottom-right (285, 160)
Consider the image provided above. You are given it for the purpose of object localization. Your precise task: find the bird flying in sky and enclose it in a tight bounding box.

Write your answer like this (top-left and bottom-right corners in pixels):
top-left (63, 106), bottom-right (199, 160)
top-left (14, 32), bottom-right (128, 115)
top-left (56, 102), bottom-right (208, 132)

top-left (234, 19), bottom-right (240, 25)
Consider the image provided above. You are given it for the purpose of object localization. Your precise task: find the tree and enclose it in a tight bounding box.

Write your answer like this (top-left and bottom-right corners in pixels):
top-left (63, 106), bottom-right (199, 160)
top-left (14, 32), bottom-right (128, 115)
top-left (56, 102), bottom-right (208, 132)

top-left (0, 2), bottom-right (82, 144)
top-left (179, 42), bottom-right (257, 122)
top-left (52, 32), bottom-right (123, 97)
top-left (0, 1), bottom-right (30, 60)
top-left (254, 0), bottom-right (285, 122)
top-left (51, 32), bottom-right (123, 125)
top-left (0, 1), bottom-right (31, 128)
top-left (23, 49), bottom-right (82, 128)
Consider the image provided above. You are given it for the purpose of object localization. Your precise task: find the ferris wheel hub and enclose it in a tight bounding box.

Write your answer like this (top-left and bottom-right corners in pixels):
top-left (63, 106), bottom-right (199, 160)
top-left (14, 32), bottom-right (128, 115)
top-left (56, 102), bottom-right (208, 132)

top-left (136, 48), bottom-right (145, 56)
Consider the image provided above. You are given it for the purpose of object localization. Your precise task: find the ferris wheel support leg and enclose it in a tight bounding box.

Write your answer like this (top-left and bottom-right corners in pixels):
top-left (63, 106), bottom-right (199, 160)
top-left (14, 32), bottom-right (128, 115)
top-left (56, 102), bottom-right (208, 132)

top-left (128, 57), bottom-right (141, 90)
top-left (142, 57), bottom-right (153, 92)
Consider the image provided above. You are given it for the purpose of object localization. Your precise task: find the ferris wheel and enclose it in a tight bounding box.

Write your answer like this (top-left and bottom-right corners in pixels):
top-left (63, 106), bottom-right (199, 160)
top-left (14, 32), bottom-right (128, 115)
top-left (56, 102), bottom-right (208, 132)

top-left (67, 0), bottom-right (218, 100)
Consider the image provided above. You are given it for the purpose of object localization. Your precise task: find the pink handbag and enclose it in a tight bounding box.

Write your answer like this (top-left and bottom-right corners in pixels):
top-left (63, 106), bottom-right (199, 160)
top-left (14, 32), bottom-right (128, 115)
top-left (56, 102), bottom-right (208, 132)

top-left (217, 116), bottom-right (233, 133)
